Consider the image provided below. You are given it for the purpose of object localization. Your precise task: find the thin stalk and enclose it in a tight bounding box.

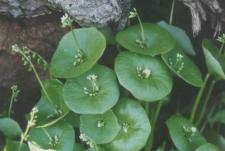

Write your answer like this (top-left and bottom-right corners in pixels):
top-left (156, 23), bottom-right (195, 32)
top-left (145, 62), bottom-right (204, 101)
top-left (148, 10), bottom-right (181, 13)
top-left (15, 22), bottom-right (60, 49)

top-left (218, 42), bottom-right (225, 57)
top-left (18, 119), bottom-right (33, 151)
top-left (70, 26), bottom-right (81, 49)
top-left (197, 80), bottom-right (216, 126)
top-left (144, 101), bottom-right (163, 151)
top-left (19, 52), bottom-right (53, 105)
top-left (169, 0), bottom-right (176, 25)
top-left (136, 13), bottom-right (145, 42)
top-left (8, 92), bottom-right (16, 117)
top-left (190, 74), bottom-right (210, 123)
top-left (200, 104), bottom-right (217, 132)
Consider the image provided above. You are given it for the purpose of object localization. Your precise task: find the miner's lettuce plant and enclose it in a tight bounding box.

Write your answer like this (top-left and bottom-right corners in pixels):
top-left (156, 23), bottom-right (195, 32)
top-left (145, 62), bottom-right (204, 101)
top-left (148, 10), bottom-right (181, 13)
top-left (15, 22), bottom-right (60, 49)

top-left (0, 7), bottom-right (225, 151)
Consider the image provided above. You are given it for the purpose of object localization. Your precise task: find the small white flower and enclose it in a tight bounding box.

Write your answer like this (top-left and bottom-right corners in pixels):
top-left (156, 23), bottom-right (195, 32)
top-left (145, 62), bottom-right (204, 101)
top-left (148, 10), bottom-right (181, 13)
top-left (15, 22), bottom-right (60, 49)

top-left (191, 127), bottom-right (197, 133)
top-left (61, 13), bottom-right (73, 28)
top-left (129, 8), bottom-right (137, 19)
top-left (142, 68), bottom-right (151, 78)
top-left (176, 53), bottom-right (184, 60)
top-left (79, 133), bottom-right (87, 142)
top-left (217, 33), bottom-right (225, 43)
top-left (97, 120), bottom-right (105, 128)
top-left (11, 44), bottom-right (21, 53)
top-left (87, 74), bottom-right (98, 81)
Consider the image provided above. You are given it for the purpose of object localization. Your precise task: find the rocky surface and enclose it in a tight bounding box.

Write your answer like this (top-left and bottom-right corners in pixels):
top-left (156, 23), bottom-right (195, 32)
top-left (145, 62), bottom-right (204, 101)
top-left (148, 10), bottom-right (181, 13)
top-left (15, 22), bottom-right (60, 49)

top-left (0, 15), bottom-right (66, 113)
top-left (0, 0), bottom-right (131, 29)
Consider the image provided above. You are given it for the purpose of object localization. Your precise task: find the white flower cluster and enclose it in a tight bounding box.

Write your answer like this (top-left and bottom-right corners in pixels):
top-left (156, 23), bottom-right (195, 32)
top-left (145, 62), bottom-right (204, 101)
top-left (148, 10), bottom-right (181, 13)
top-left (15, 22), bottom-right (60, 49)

top-left (97, 120), bottom-right (105, 128)
top-left (28, 107), bottom-right (39, 128)
top-left (217, 33), bottom-right (225, 44)
top-left (79, 133), bottom-right (95, 148)
top-left (61, 13), bottom-right (73, 28)
top-left (122, 122), bottom-right (129, 133)
top-left (84, 74), bottom-right (100, 96)
top-left (48, 135), bottom-right (60, 148)
top-left (183, 125), bottom-right (197, 141)
top-left (137, 66), bottom-right (152, 79)
top-left (129, 8), bottom-right (137, 19)
top-left (73, 49), bottom-right (85, 66)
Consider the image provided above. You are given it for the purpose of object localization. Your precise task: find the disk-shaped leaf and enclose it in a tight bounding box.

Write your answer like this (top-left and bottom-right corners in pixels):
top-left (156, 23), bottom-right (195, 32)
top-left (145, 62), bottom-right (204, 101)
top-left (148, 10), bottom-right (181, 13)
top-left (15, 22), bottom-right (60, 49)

top-left (115, 51), bottom-right (172, 102)
top-left (28, 122), bottom-right (74, 151)
top-left (106, 98), bottom-right (151, 151)
top-left (0, 118), bottom-right (22, 138)
top-left (166, 115), bottom-right (206, 151)
top-left (63, 64), bottom-right (119, 114)
top-left (35, 80), bottom-right (69, 127)
top-left (202, 40), bottom-right (225, 80)
top-left (162, 48), bottom-right (203, 87)
top-left (5, 140), bottom-right (29, 151)
top-left (196, 143), bottom-right (220, 151)
top-left (116, 23), bottom-right (176, 56)
top-left (80, 110), bottom-right (120, 144)
top-left (158, 21), bottom-right (195, 56)
top-left (50, 27), bottom-right (106, 78)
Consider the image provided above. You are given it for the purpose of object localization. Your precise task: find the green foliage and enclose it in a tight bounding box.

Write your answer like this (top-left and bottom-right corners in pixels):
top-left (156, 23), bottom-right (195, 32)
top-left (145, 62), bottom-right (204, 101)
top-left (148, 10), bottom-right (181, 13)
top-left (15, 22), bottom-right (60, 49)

top-left (80, 110), bottom-right (120, 144)
top-left (116, 23), bottom-right (176, 56)
top-left (50, 27), bottom-right (106, 78)
top-left (158, 21), bottom-right (196, 56)
top-left (161, 48), bottom-right (203, 87)
top-left (202, 40), bottom-right (225, 80)
top-left (3, 7), bottom-right (225, 151)
top-left (115, 51), bottom-right (173, 102)
top-left (166, 115), bottom-right (206, 151)
top-left (0, 118), bottom-right (22, 138)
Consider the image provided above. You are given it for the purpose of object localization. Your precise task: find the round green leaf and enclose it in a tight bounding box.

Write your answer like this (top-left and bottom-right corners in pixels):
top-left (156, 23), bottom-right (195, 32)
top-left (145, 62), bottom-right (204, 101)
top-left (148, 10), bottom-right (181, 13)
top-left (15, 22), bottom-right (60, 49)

top-left (0, 118), bottom-right (22, 138)
top-left (158, 21), bottom-right (195, 56)
top-left (35, 80), bottom-right (69, 127)
top-left (28, 122), bottom-right (74, 151)
top-left (166, 115), bottom-right (206, 151)
top-left (161, 48), bottom-right (203, 87)
top-left (63, 64), bottom-right (119, 114)
top-left (196, 143), bottom-right (220, 151)
top-left (5, 140), bottom-right (29, 151)
top-left (202, 40), bottom-right (225, 80)
top-left (50, 27), bottom-right (106, 78)
top-left (80, 110), bottom-right (120, 144)
top-left (116, 23), bottom-right (176, 56)
top-left (115, 51), bottom-right (173, 102)
top-left (106, 98), bottom-right (151, 151)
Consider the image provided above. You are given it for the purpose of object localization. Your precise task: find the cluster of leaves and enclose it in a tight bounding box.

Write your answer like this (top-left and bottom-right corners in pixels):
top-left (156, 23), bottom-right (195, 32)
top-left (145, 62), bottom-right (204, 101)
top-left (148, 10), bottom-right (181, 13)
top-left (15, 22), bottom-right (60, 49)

top-left (0, 9), bottom-right (225, 151)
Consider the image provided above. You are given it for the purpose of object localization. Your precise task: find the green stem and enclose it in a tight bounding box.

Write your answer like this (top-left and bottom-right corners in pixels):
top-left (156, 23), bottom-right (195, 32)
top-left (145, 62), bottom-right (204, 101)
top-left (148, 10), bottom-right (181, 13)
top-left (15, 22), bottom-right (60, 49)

top-left (197, 80), bottom-right (216, 126)
top-left (18, 119), bottom-right (33, 151)
top-left (190, 74), bottom-right (210, 123)
top-left (8, 93), bottom-right (15, 117)
top-left (136, 13), bottom-right (145, 42)
top-left (169, 0), bottom-right (176, 25)
top-left (20, 53), bottom-right (53, 105)
top-left (218, 42), bottom-right (225, 57)
top-left (144, 101), bottom-right (163, 151)
top-left (200, 104), bottom-right (217, 132)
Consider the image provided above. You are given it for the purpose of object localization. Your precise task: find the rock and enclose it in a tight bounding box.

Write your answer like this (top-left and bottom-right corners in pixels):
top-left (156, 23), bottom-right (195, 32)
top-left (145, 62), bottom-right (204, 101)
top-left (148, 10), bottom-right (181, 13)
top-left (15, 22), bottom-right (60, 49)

top-left (0, 0), bottom-right (131, 29)
top-left (0, 15), bottom-right (66, 113)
